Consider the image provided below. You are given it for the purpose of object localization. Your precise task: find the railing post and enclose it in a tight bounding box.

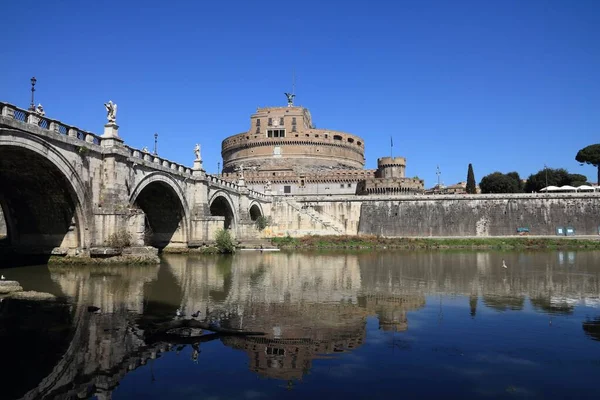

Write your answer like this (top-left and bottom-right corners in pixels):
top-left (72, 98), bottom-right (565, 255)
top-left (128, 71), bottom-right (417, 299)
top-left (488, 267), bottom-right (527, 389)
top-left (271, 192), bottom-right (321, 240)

top-left (68, 128), bottom-right (78, 138)
top-left (26, 112), bottom-right (40, 126)
top-left (48, 121), bottom-right (61, 133)
top-left (1, 105), bottom-right (15, 118)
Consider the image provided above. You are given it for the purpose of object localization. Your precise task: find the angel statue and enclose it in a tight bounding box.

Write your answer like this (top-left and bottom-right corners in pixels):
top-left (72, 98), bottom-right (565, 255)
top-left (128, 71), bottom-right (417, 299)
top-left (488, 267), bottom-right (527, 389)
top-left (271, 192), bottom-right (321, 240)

top-left (194, 143), bottom-right (201, 160)
top-left (35, 103), bottom-right (45, 116)
top-left (104, 100), bottom-right (117, 123)
top-left (284, 92), bottom-right (295, 107)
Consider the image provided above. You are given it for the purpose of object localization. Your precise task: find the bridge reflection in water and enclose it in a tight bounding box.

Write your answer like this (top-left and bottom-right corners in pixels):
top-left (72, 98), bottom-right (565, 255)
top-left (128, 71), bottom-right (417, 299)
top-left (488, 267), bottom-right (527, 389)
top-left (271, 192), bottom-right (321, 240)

top-left (1, 250), bottom-right (599, 399)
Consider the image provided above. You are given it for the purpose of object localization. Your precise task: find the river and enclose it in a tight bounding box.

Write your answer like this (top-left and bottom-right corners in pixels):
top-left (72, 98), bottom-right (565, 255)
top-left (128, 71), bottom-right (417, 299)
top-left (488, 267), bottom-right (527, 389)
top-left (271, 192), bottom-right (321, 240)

top-left (1, 250), bottom-right (599, 399)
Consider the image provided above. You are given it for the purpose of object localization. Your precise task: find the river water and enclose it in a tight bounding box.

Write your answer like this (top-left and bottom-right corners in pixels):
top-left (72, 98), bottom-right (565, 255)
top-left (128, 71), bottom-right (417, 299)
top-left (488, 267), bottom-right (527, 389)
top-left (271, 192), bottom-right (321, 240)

top-left (1, 250), bottom-right (600, 399)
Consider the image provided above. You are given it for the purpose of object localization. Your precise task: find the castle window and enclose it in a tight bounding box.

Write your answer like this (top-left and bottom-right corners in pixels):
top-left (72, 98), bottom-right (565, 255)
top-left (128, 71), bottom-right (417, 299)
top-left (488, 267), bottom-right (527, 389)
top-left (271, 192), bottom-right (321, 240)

top-left (340, 184), bottom-right (344, 188)
top-left (284, 185), bottom-right (291, 194)
top-left (267, 129), bottom-right (285, 138)
top-left (256, 119), bottom-right (261, 126)
top-left (279, 117), bottom-right (284, 125)
top-left (292, 125), bottom-right (297, 132)
top-left (357, 141), bottom-right (362, 146)
top-left (255, 126), bottom-right (260, 134)
top-left (268, 118), bottom-right (272, 126)
top-left (347, 138), bottom-right (354, 143)
top-left (300, 179), bottom-right (305, 186)
top-left (347, 183), bottom-right (352, 188)
top-left (292, 117), bottom-right (296, 125)
top-left (333, 135), bottom-right (343, 141)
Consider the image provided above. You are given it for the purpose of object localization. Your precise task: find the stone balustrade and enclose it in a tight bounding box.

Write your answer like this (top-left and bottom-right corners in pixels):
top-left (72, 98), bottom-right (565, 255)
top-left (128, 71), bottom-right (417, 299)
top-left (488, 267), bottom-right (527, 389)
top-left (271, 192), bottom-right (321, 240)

top-left (125, 146), bottom-right (192, 175)
top-left (1, 101), bottom-right (101, 146)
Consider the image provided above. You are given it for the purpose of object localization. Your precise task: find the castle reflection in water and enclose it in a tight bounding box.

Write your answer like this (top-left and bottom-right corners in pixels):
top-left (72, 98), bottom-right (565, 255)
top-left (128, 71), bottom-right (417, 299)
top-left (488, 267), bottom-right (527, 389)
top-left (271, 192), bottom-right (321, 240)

top-left (4, 250), bottom-right (600, 399)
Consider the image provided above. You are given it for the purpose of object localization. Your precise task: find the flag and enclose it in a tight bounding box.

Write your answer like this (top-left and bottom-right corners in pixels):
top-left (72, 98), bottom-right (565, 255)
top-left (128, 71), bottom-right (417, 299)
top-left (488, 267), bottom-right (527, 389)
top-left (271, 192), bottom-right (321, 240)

top-left (391, 137), bottom-right (393, 148)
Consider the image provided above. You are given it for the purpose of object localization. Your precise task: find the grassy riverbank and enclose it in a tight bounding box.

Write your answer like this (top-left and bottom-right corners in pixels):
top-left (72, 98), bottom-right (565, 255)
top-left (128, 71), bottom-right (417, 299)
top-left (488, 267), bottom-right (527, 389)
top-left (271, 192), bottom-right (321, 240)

top-left (270, 235), bottom-right (600, 250)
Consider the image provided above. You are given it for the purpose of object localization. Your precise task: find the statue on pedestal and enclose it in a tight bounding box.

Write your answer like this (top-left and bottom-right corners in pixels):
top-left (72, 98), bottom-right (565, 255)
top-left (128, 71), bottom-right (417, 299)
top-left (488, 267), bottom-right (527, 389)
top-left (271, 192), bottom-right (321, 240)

top-left (104, 100), bottom-right (117, 124)
top-left (194, 143), bottom-right (201, 160)
top-left (284, 92), bottom-right (295, 107)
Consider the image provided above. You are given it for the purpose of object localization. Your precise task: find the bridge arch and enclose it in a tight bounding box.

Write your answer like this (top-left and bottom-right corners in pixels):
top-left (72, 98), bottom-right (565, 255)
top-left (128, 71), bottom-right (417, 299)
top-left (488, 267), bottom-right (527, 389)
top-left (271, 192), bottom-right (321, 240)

top-left (249, 201), bottom-right (263, 221)
top-left (129, 172), bottom-right (189, 248)
top-left (0, 130), bottom-right (89, 261)
top-left (209, 190), bottom-right (237, 230)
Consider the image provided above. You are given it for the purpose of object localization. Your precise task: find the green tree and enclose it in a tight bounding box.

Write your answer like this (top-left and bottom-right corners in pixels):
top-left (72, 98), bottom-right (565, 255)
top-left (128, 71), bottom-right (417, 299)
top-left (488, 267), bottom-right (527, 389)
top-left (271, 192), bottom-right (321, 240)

top-left (466, 164), bottom-right (476, 194)
top-left (575, 144), bottom-right (600, 185)
top-left (479, 172), bottom-right (521, 193)
top-left (524, 168), bottom-right (587, 192)
top-left (506, 172), bottom-right (523, 192)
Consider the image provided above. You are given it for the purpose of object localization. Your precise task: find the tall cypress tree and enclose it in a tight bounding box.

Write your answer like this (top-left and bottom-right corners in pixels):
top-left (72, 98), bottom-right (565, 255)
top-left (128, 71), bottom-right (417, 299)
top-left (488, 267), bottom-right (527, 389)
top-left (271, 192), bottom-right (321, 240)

top-left (466, 163), bottom-right (476, 194)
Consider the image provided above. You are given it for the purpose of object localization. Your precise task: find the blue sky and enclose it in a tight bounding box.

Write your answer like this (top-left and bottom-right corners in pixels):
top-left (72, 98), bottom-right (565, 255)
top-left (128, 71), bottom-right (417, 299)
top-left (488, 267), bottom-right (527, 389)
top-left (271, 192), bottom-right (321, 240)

top-left (1, 0), bottom-right (599, 186)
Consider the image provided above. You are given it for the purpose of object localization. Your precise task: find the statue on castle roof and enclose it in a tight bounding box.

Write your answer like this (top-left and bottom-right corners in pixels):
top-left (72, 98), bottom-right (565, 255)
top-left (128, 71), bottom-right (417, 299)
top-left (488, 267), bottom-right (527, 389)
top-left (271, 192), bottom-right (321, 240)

top-left (284, 92), bottom-right (295, 107)
top-left (104, 100), bottom-right (117, 124)
top-left (194, 143), bottom-right (201, 161)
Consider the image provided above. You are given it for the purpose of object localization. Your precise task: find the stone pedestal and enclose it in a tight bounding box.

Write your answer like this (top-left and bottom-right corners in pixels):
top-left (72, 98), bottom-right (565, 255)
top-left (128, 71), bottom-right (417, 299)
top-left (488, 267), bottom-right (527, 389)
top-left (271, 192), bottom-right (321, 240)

top-left (238, 178), bottom-right (246, 187)
top-left (192, 159), bottom-right (204, 177)
top-left (102, 123), bottom-right (120, 138)
top-left (101, 123), bottom-right (123, 147)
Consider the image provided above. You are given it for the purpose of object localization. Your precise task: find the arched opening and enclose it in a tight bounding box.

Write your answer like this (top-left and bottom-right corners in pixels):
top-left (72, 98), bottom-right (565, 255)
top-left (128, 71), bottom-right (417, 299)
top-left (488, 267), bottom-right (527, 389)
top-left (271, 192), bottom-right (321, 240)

top-left (249, 204), bottom-right (262, 221)
top-left (210, 195), bottom-right (235, 230)
top-left (132, 181), bottom-right (186, 249)
top-left (0, 145), bottom-right (81, 265)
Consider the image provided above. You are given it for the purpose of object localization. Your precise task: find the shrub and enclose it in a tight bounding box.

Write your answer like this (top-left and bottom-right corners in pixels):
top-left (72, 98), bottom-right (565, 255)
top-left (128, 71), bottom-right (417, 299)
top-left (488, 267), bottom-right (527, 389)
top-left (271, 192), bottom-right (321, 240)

top-left (107, 230), bottom-right (131, 249)
top-left (215, 229), bottom-right (235, 253)
top-left (255, 216), bottom-right (270, 231)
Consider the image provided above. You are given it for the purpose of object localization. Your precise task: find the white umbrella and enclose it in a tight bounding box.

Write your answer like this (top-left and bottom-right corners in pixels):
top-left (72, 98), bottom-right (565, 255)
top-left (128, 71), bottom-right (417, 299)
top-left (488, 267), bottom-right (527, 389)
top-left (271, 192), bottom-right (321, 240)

top-left (576, 185), bottom-right (595, 192)
top-left (559, 185), bottom-right (577, 191)
top-left (540, 186), bottom-right (560, 192)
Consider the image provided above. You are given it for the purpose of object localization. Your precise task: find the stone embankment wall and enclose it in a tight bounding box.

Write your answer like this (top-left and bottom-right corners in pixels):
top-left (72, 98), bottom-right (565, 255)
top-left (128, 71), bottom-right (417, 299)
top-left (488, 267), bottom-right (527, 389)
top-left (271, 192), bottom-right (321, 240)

top-left (270, 193), bottom-right (600, 237)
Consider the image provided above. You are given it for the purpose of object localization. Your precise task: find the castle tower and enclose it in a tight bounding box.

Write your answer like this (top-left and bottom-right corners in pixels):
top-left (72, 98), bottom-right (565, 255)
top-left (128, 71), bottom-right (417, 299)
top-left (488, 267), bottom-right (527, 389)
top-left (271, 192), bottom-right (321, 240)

top-left (376, 157), bottom-right (406, 179)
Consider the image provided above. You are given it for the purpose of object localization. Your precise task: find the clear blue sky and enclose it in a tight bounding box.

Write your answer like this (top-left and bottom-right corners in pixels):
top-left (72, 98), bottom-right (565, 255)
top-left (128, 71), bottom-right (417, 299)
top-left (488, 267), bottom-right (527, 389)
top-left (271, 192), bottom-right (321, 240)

top-left (1, 0), bottom-right (599, 186)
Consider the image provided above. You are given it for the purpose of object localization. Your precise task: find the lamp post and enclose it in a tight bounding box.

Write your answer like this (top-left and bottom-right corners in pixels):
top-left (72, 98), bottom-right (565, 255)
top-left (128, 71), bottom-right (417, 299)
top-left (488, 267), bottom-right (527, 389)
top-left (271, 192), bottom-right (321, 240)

top-left (544, 164), bottom-right (548, 191)
top-left (153, 133), bottom-right (158, 155)
top-left (29, 76), bottom-right (37, 111)
top-left (217, 162), bottom-right (220, 175)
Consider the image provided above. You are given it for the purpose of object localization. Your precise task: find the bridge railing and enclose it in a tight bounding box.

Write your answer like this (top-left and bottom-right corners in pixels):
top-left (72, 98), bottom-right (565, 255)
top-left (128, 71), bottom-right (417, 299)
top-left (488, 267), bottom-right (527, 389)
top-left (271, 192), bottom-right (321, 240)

top-left (203, 174), bottom-right (269, 199)
top-left (125, 145), bottom-right (193, 175)
top-left (1, 101), bottom-right (102, 146)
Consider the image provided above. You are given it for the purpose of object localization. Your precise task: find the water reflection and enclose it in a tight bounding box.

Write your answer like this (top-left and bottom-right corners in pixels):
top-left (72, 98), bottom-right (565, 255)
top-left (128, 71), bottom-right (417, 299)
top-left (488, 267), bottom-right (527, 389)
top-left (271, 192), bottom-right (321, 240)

top-left (1, 250), bottom-right (599, 399)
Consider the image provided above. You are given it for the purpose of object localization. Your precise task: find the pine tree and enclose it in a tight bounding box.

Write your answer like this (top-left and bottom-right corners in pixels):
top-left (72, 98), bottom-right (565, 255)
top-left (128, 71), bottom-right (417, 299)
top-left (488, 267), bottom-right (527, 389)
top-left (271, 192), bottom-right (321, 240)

top-left (466, 163), bottom-right (476, 194)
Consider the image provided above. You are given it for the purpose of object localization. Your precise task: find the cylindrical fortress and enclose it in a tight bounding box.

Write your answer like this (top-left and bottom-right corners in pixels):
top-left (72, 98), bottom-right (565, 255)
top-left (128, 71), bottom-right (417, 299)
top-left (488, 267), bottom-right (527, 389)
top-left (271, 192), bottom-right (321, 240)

top-left (221, 106), bottom-right (365, 173)
top-left (376, 157), bottom-right (406, 179)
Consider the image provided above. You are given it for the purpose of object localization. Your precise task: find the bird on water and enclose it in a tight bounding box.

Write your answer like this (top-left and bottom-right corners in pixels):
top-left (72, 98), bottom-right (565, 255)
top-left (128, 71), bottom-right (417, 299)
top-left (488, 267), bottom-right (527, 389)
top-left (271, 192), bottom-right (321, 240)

top-left (502, 259), bottom-right (508, 269)
top-left (176, 308), bottom-right (183, 318)
top-left (191, 310), bottom-right (201, 318)
top-left (87, 306), bottom-right (101, 313)
top-left (1, 275), bottom-right (5, 280)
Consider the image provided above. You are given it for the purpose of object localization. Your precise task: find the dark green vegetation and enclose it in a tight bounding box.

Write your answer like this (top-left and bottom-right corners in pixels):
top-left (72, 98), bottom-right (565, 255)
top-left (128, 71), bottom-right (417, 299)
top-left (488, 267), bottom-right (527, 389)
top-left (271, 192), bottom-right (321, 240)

top-left (215, 229), bottom-right (236, 253)
top-left (254, 215), bottom-right (270, 231)
top-left (524, 168), bottom-right (587, 193)
top-left (479, 171), bottom-right (523, 193)
top-left (466, 164), bottom-right (477, 194)
top-left (575, 144), bottom-right (600, 185)
top-left (479, 167), bottom-right (589, 193)
top-left (271, 235), bottom-right (600, 250)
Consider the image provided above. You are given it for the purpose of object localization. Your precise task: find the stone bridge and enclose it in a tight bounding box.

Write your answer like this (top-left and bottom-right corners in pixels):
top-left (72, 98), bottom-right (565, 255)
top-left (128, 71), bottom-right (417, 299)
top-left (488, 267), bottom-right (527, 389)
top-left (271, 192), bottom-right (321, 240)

top-left (0, 101), bottom-right (271, 261)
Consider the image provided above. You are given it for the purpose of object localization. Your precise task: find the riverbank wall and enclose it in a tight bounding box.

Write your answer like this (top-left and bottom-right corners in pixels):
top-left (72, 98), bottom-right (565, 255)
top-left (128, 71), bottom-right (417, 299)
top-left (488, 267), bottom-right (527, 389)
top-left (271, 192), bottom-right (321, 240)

top-left (267, 193), bottom-right (600, 237)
